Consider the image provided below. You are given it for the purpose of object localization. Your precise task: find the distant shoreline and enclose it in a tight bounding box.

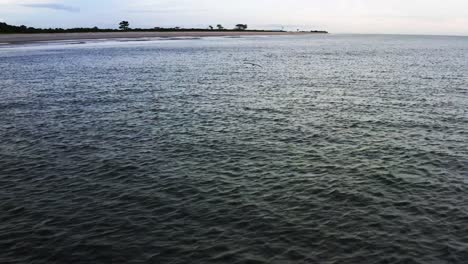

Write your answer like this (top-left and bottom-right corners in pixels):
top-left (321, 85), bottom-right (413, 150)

top-left (0, 31), bottom-right (328, 45)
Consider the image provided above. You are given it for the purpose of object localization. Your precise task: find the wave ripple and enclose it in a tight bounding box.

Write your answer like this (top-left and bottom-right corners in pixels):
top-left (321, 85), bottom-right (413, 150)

top-left (1, 35), bottom-right (468, 263)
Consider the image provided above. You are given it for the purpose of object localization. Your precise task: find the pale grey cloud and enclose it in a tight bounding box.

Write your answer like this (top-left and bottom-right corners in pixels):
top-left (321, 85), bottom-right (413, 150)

top-left (127, 7), bottom-right (207, 14)
top-left (0, 0), bottom-right (52, 3)
top-left (21, 3), bottom-right (79, 12)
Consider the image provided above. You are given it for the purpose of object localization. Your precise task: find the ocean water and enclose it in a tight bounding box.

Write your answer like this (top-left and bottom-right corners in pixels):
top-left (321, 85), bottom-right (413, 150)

top-left (0, 34), bottom-right (467, 263)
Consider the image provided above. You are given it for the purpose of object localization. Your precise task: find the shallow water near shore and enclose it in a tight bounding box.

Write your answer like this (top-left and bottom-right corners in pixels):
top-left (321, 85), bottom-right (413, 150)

top-left (1, 34), bottom-right (468, 263)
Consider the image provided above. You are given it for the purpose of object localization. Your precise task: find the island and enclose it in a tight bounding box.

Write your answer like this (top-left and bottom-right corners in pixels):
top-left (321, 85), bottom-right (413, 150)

top-left (0, 22), bottom-right (328, 45)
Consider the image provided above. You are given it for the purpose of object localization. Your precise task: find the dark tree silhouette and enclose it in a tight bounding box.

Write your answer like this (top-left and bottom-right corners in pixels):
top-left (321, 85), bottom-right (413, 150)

top-left (119, 21), bottom-right (130, 31)
top-left (0, 22), bottom-right (107, 33)
top-left (209, 25), bottom-right (214, 30)
top-left (235, 24), bottom-right (248, 30)
top-left (1, 21), bottom-right (319, 34)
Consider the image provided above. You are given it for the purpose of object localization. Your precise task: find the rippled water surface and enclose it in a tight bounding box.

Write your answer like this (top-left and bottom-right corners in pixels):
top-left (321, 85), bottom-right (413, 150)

top-left (1, 35), bottom-right (468, 263)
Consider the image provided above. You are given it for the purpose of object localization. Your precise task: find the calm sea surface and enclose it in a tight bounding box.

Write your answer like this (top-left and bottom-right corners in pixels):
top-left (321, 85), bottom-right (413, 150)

top-left (1, 35), bottom-right (467, 263)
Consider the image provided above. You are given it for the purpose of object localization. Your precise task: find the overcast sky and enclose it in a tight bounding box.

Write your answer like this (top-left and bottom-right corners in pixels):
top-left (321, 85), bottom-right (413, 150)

top-left (1, 0), bottom-right (467, 35)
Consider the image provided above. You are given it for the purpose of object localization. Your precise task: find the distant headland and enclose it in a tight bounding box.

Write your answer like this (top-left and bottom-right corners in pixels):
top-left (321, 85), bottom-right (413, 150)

top-left (0, 21), bottom-right (327, 45)
top-left (0, 21), bottom-right (328, 34)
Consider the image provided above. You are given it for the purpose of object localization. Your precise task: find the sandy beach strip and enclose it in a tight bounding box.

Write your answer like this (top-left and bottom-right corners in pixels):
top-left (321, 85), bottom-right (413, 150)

top-left (0, 31), bottom-right (321, 44)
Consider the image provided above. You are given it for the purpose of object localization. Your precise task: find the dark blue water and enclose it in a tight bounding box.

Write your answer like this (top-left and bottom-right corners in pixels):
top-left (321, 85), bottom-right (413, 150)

top-left (1, 35), bottom-right (467, 263)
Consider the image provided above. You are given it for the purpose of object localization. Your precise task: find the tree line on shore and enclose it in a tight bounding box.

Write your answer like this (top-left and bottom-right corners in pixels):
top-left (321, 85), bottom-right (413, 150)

top-left (1, 21), bottom-right (257, 34)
